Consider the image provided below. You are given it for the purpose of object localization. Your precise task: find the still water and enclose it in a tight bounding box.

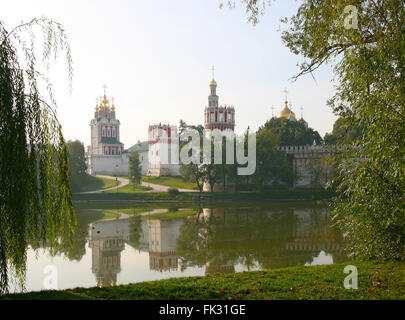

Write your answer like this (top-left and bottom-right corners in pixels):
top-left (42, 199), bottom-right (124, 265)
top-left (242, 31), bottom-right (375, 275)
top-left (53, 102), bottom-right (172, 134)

top-left (10, 202), bottom-right (346, 293)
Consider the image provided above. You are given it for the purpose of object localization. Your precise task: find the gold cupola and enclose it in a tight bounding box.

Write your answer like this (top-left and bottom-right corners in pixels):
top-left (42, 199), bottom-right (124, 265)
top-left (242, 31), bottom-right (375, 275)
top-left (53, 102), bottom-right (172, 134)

top-left (278, 100), bottom-right (296, 120)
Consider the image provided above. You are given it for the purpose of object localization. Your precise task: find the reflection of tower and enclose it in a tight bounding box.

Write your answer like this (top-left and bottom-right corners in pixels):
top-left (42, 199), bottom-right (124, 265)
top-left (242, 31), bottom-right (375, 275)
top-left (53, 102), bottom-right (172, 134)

top-left (89, 219), bottom-right (129, 287)
top-left (148, 220), bottom-right (181, 272)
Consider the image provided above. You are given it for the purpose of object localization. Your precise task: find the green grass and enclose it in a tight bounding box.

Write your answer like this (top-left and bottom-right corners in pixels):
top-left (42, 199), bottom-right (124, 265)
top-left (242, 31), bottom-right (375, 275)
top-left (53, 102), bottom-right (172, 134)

top-left (76, 175), bottom-right (118, 192)
top-left (2, 261), bottom-right (403, 300)
top-left (142, 175), bottom-right (198, 190)
top-left (103, 183), bottom-right (152, 193)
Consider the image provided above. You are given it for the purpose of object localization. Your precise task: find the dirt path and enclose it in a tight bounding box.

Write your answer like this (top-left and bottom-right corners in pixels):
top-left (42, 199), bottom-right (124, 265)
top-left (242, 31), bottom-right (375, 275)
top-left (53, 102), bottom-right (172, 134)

top-left (140, 181), bottom-right (197, 193)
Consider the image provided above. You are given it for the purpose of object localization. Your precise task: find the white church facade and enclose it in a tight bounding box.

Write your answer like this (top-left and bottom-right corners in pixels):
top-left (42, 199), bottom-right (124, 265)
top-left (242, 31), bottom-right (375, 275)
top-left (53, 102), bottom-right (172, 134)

top-left (86, 88), bottom-right (129, 176)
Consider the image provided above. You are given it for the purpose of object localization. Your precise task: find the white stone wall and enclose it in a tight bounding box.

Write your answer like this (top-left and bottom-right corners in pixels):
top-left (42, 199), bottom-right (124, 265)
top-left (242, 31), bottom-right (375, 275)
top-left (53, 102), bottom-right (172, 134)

top-left (139, 150), bottom-right (149, 175)
top-left (87, 154), bottom-right (129, 176)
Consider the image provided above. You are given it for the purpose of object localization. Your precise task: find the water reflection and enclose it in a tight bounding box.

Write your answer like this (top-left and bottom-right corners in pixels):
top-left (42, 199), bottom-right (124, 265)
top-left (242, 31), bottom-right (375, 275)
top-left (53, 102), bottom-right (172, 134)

top-left (8, 203), bottom-right (346, 293)
top-left (148, 220), bottom-right (181, 272)
top-left (89, 219), bottom-right (128, 287)
top-left (82, 205), bottom-right (345, 289)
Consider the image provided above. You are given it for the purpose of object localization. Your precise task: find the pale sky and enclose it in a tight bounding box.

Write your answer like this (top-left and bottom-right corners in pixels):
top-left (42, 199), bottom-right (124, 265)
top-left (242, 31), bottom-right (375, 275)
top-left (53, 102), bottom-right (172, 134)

top-left (3, 0), bottom-right (338, 149)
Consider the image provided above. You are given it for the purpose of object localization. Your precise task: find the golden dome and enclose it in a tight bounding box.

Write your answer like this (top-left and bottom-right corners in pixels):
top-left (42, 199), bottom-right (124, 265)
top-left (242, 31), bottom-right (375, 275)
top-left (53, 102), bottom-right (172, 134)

top-left (210, 79), bottom-right (217, 87)
top-left (278, 101), bottom-right (296, 120)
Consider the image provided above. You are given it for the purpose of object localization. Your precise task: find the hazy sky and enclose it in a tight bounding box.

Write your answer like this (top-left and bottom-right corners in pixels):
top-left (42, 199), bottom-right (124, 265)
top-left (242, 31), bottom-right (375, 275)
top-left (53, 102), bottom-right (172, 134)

top-left (3, 0), bottom-right (338, 148)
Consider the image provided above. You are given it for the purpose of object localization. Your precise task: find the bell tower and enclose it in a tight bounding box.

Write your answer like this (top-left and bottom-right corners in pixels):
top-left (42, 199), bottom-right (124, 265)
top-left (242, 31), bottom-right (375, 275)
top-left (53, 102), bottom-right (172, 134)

top-left (204, 67), bottom-right (235, 133)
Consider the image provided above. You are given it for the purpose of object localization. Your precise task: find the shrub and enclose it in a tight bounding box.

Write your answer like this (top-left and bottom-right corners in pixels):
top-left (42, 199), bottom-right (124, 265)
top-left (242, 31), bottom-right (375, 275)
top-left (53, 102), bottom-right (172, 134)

top-left (168, 188), bottom-right (180, 196)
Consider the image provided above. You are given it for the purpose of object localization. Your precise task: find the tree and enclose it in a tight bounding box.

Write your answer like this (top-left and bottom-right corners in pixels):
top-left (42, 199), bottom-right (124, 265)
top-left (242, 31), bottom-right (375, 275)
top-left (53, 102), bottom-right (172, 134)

top-left (324, 118), bottom-right (362, 145)
top-left (128, 150), bottom-right (142, 189)
top-left (230, 0), bottom-right (405, 260)
top-left (259, 117), bottom-right (322, 146)
top-left (66, 140), bottom-right (87, 191)
top-left (179, 161), bottom-right (206, 193)
top-left (253, 129), bottom-right (294, 188)
top-left (0, 17), bottom-right (75, 293)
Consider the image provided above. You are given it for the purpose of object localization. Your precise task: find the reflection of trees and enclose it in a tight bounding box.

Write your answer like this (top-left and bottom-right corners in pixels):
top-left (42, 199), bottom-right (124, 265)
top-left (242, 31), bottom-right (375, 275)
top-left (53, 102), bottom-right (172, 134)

top-left (177, 206), bottom-right (345, 271)
top-left (28, 209), bottom-right (110, 262)
top-left (128, 215), bottom-right (142, 249)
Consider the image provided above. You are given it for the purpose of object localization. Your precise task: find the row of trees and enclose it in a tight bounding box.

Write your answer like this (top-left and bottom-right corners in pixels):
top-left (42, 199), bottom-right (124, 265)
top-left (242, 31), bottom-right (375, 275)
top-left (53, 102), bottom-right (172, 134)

top-left (178, 117), bottom-right (323, 192)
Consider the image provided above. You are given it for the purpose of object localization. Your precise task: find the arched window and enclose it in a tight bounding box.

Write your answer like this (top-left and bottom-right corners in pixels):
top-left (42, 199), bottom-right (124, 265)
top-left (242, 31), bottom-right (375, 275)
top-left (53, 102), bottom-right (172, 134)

top-left (107, 127), bottom-right (111, 137)
top-left (112, 126), bottom-right (116, 137)
top-left (102, 126), bottom-right (106, 137)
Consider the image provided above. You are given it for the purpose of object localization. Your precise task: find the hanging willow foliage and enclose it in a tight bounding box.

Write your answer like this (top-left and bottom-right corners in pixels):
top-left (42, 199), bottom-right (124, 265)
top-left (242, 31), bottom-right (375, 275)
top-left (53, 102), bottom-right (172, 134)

top-left (0, 17), bottom-right (76, 294)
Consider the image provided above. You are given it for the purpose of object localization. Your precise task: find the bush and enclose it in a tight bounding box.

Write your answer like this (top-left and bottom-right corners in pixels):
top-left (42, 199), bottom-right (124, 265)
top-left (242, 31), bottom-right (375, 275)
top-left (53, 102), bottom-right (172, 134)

top-left (168, 188), bottom-right (180, 196)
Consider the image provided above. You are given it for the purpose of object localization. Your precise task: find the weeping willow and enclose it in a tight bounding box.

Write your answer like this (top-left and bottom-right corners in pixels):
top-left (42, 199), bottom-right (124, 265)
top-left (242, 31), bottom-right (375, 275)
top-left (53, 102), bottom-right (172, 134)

top-left (0, 18), bottom-right (76, 294)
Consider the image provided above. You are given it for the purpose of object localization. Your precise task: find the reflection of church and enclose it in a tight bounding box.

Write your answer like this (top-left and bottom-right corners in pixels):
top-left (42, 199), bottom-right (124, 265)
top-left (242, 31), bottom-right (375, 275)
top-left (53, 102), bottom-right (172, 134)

top-left (88, 219), bottom-right (129, 287)
top-left (148, 220), bottom-right (182, 272)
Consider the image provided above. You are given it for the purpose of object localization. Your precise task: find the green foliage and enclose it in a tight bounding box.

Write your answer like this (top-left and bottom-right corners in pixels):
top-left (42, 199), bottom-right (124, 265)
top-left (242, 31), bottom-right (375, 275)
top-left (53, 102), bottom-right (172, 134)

top-left (66, 140), bottom-right (87, 191)
top-left (230, 0), bottom-right (405, 260)
top-left (168, 188), bottom-right (180, 195)
top-left (128, 150), bottom-right (142, 188)
top-left (324, 118), bottom-right (362, 145)
top-left (0, 17), bottom-right (75, 293)
top-left (279, 1), bottom-right (405, 260)
top-left (259, 117), bottom-right (322, 146)
top-left (253, 129), bottom-right (294, 188)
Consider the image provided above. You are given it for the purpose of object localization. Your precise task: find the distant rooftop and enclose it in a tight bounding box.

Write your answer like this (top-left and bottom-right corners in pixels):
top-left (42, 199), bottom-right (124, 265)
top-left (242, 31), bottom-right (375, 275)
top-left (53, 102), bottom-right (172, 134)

top-left (125, 140), bottom-right (149, 153)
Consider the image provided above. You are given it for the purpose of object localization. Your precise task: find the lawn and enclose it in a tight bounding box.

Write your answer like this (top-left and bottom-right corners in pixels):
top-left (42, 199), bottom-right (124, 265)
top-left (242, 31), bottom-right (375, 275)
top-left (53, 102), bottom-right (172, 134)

top-left (2, 260), bottom-right (403, 300)
top-left (142, 175), bottom-right (198, 190)
top-left (76, 175), bottom-right (118, 192)
top-left (103, 183), bottom-right (152, 193)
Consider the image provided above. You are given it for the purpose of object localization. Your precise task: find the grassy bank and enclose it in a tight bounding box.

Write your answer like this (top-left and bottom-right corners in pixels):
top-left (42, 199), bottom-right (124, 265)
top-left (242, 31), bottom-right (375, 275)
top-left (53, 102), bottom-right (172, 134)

top-left (2, 261), bottom-right (403, 300)
top-left (72, 188), bottom-right (334, 202)
top-left (74, 175), bottom-right (117, 193)
top-left (142, 175), bottom-right (198, 190)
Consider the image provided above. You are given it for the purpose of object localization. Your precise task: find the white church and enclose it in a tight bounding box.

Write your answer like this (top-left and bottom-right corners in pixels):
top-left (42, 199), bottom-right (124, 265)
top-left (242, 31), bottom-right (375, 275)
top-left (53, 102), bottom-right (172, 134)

top-left (86, 75), bottom-right (235, 177)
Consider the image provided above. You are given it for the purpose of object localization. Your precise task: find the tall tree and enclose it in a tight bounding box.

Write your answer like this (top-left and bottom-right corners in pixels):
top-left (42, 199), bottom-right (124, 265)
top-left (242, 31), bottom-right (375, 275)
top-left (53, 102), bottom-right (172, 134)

top-left (0, 17), bottom-right (75, 293)
top-left (259, 117), bottom-right (322, 146)
top-left (324, 117), bottom-right (362, 145)
top-left (229, 0), bottom-right (404, 260)
top-left (66, 140), bottom-right (87, 191)
top-left (128, 150), bottom-right (142, 189)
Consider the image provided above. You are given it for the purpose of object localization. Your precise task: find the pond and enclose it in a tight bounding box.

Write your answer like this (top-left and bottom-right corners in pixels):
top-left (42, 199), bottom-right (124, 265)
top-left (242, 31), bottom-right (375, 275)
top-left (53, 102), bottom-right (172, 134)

top-left (7, 202), bottom-right (347, 293)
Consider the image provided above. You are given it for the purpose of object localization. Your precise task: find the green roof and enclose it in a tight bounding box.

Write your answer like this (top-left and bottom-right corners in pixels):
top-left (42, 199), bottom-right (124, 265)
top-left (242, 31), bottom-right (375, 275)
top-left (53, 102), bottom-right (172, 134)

top-left (102, 138), bottom-right (123, 145)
